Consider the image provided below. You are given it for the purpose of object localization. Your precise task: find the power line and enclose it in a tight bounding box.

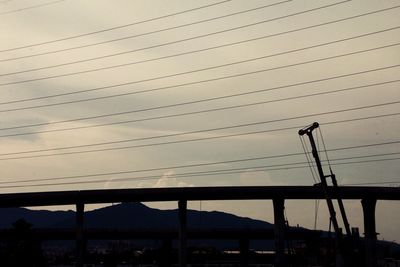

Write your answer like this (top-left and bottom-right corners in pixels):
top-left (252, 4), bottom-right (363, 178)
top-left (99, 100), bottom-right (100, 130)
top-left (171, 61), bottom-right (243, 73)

top-left (1, 155), bottom-right (399, 189)
top-left (1, 61), bottom-right (398, 113)
top-left (6, 79), bottom-right (400, 132)
top-left (4, 3), bottom-right (396, 79)
top-left (300, 134), bottom-right (319, 183)
top-left (1, 79), bottom-right (398, 138)
top-left (0, 113), bottom-right (399, 161)
top-left (2, 26), bottom-right (398, 90)
top-left (0, 162), bottom-right (311, 188)
top-left (1, 100), bottom-right (398, 155)
top-left (7, 24), bottom-right (397, 88)
top-left (0, 0), bottom-right (66, 16)
top-left (343, 180), bottom-right (400, 186)
top-left (0, 64), bottom-right (400, 116)
top-left (0, 0), bottom-right (232, 52)
top-left (0, 45), bottom-right (398, 113)
top-left (0, 152), bottom-right (307, 184)
top-left (0, 0), bottom-right (291, 64)
top-left (1, 143), bottom-right (398, 185)
top-left (327, 152), bottom-right (400, 162)
top-left (0, 0), bottom-right (350, 62)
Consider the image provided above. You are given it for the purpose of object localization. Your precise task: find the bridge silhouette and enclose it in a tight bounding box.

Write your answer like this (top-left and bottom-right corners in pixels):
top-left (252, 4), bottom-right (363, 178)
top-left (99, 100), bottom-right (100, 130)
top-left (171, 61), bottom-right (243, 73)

top-left (1, 185), bottom-right (399, 267)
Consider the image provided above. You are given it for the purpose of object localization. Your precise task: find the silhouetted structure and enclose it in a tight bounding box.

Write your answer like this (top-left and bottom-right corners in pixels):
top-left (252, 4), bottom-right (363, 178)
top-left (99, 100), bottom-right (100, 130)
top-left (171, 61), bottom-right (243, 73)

top-left (5, 219), bottom-right (47, 267)
top-left (0, 186), bottom-right (398, 267)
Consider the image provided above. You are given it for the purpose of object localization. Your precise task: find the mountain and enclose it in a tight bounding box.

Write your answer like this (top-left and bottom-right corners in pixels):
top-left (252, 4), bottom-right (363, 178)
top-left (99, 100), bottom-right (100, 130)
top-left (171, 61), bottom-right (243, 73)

top-left (0, 207), bottom-right (74, 228)
top-left (0, 202), bottom-right (273, 230)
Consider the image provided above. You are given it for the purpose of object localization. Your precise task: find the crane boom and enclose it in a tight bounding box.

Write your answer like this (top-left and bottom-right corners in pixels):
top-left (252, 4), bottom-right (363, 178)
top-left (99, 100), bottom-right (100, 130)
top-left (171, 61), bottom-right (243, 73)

top-left (298, 122), bottom-right (351, 237)
top-left (298, 122), bottom-right (342, 236)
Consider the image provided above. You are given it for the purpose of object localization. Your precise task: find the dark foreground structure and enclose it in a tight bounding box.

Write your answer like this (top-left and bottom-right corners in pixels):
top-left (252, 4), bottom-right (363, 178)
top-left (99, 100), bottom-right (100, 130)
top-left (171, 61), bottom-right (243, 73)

top-left (0, 186), bottom-right (399, 267)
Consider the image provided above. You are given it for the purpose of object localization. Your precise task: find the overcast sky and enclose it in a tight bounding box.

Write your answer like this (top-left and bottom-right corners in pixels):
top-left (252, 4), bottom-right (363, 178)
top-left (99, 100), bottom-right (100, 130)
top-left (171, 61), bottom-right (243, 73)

top-left (0, 0), bottom-right (399, 241)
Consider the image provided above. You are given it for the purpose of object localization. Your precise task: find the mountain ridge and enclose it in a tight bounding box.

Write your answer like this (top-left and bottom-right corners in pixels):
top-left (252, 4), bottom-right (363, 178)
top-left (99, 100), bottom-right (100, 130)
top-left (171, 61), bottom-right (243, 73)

top-left (0, 202), bottom-right (273, 230)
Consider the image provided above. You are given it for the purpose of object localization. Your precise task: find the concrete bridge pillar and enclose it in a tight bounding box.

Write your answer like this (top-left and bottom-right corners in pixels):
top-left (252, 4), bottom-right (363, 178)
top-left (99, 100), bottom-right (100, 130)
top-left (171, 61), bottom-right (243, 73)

top-left (273, 198), bottom-right (286, 267)
top-left (76, 202), bottom-right (85, 267)
top-left (362, 198), bottom-right (378, 267)
top-left (239, 238), bottom-right (249, 267)
top-left (178, 199), bottom-right (187, 267)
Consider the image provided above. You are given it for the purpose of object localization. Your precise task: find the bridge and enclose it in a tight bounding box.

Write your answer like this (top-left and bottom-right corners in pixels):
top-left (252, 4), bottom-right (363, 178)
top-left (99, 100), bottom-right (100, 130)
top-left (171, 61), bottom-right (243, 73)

top-left (1, 185), bottom-right (399, 267)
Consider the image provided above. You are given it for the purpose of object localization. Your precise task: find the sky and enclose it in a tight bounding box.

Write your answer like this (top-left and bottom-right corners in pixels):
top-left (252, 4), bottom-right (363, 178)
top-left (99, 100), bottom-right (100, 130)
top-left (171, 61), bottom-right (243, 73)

top-left (0, 0), bottom-right (399, 242)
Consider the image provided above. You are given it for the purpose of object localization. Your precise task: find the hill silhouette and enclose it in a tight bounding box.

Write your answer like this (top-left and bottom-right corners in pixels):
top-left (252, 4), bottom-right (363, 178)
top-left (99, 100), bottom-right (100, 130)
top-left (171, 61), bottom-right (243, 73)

top-left (0, 202), bottom-right (273, 230)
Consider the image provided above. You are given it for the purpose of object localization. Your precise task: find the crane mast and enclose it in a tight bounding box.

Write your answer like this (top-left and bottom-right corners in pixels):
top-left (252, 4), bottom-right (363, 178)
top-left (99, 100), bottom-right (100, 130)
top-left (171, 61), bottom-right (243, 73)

top-left (298, 122), bottom-right (342, 236)
top-left (299, 122), bottom-right (352, 266)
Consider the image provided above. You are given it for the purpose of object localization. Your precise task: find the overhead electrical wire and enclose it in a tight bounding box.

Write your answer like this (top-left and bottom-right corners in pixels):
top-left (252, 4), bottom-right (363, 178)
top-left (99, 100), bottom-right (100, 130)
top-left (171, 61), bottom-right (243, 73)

top-left (0, 0), bottom-right (291, 63)
top-left (0, 0), bottom-right (233, 52)
top-left (1, 155), bottom-right (399, 189)
top-left (0, 162), bottom-right (314, 189)
top-left (300, 135), bottom-right (319, 183)
top-left (5, 30), bottom-right (398, 89)
top-left (0, 113), bottom-right (399, 161)
top-left (0, 101), bottom-right (400, 144)
top-left (2, 26), bottom-right (399, 90)
top-left (0, 79), bottom-right (400, 137)
top-left (3, 4), bottom-right (395, 80)
top-left (1, 79), bottom-right (399, 138)
top-left (0, 63), bottom-right (397, 116)
top-left (318, 127), bottom-right (333, 170)
top-left (0, 0), bottom-right (66, 16)
top-left (0, 44), bottom-right (398, 112)
top-left (0, 0), bottom-right (349, 62)
top-left (2, 148), bottom-right (398, 186)
top-left (343, 181), bottom-right (400, 186)
top-left (0, 152), bottom-right (309, 184)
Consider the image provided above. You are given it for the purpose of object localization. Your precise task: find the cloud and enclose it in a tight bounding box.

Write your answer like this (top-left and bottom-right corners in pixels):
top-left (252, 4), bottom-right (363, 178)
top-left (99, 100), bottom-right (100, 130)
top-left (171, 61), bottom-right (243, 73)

top-left (103, 178), bottom-right (127, 189)
top-left (239, 169), bottom-right (284, 186)
top-left (153, 170), bottom-right (194, 188)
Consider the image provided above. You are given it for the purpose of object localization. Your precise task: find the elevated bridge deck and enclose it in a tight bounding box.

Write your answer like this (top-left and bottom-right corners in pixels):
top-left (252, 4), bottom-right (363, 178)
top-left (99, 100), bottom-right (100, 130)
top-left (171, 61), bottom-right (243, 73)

top-left (0, 186), bottom-right (399, 207)
top-left (0, 186), bottom-right (397, 267)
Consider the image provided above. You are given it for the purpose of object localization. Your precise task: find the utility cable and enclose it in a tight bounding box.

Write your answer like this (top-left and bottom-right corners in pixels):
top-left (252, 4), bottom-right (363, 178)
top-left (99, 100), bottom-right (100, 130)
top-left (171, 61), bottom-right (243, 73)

top-left (0, 152), bottom-right (308, 184)
top-left (0, 44), bottom-right (398, 112)
top-left (1, 150), bottom-right (398, 185)
top-left (0, 0), bottom-right (349, 62)
top-left (0, 0), bottom-right (232, 52)
top-left (314, 199), bottom-right (320, 230)
top-left (0, 156), bottom-right (399, 189)
top-left (3, 157), bottom-right (400, 187)
top-left (2, 26), bottom-right (398, 90)
top-left (319, 127), bottom-right (333, 169)
top-left (0, 0), bottom-right (291, 63)
top-left (343, 180), bottom-right (400, 186)
top-left (0, 63), bottom-right (398, 112)
top-left (1, 79), bottom-right (398, 138)
top-left (4, 32), bottom-right (398, 88)
top-left (300, 135), bottom-right (318, 183)
top-left (0, 0), bottom-right (66, 16)
top-left (0, 113), bottom-right (399, 161)
top-left (2, 151), bottom-right (399, 185)
top-left (0, 100), bottom-right (398, 155)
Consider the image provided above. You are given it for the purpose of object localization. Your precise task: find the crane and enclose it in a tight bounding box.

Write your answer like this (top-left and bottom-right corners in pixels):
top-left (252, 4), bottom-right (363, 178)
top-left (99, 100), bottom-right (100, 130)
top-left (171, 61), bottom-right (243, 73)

top-left (299, 122), bottom-right (352, 266)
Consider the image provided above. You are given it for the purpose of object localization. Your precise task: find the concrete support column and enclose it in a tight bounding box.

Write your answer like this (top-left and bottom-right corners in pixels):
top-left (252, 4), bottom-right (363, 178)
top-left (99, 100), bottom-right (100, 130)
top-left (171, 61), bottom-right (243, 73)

top-left (178, 199), bottom-right (187, 267)
top-left (239, 238), bottom-right (249, 267)
top-left (160, 239), bottom-right (172, 267)
top-left (76, 202), bottom-right (85, 267)
top-left (273, 198), bottom-right (286, 267)
top-left (361, 198), bottom-right (378, 267)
